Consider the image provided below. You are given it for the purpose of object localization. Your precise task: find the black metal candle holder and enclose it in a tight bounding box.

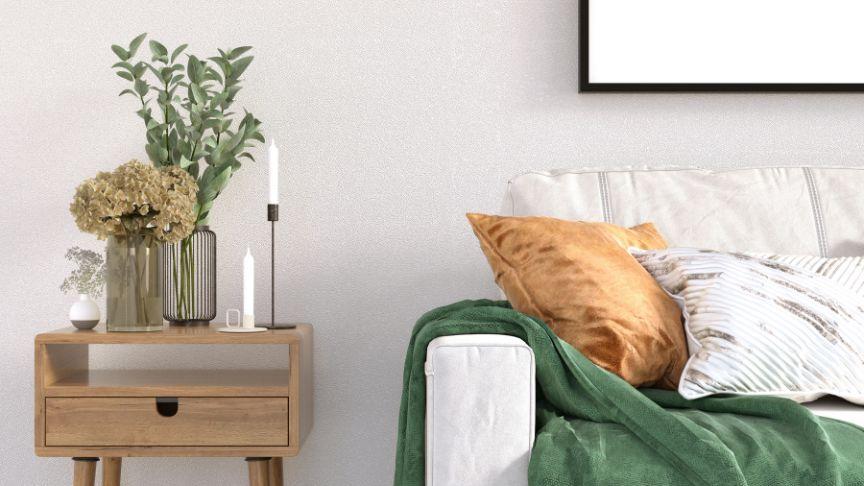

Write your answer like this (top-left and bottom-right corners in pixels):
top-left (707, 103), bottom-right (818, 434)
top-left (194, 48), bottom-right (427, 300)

top-left (258, 204), bottom-right (295, 329)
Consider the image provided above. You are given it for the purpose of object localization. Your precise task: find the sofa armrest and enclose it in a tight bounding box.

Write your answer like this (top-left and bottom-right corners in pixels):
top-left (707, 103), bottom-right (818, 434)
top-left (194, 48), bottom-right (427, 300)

top-left (425, 334), bottom-right (535, 486)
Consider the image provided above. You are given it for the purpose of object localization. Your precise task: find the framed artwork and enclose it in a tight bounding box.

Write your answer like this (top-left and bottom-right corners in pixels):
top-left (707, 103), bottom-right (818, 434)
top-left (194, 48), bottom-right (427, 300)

top-left (580, 0), bottom-right (864, 92)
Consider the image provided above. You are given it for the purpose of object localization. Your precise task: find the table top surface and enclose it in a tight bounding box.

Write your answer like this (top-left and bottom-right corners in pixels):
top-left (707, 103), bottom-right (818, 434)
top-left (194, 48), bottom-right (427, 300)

top-left (36, 323), bottom-right (312, 344)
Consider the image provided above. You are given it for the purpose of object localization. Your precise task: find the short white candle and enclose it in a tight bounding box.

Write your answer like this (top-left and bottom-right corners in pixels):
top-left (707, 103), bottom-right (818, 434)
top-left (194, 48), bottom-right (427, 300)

top-left (268, 140), bottom-right (279, 205)
top-left (243, 247), bottom-right (255, 327)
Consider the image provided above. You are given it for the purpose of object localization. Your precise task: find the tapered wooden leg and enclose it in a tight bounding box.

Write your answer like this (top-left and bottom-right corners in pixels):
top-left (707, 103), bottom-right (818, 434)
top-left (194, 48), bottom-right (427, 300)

top-left (246, 457), bottom-right (270, 486)
top-left (102, 457), bottom-right (121, 486)
top-left (72, 458), bottom-right (98, 486)
top-left (268, 457), bottom-right (284, 486)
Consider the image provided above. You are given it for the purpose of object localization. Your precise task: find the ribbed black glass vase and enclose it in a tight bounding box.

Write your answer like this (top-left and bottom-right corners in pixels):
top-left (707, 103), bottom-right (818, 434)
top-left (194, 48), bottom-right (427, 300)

top-left (161, 225), bottom-right (216, 325)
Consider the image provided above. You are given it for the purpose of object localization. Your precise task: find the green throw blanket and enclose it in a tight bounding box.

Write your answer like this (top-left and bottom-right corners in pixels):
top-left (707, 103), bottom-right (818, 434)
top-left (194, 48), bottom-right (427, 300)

top-left (394, 300), bottom-right (864, 486)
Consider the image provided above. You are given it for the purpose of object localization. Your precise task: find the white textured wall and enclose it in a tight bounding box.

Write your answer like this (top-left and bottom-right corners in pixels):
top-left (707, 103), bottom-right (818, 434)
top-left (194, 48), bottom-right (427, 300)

top-left (3, 1), bottom-right (864, 485)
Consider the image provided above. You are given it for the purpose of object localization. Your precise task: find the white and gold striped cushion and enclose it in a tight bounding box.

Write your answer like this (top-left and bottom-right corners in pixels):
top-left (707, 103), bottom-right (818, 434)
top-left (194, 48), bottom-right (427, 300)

top-left (632, 248), bottom-right (864, 404)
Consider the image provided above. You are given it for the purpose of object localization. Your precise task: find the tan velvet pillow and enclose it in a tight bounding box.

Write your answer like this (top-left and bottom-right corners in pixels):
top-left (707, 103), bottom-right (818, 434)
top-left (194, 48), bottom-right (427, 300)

top-left (467, 213), bottom-right (686, 389)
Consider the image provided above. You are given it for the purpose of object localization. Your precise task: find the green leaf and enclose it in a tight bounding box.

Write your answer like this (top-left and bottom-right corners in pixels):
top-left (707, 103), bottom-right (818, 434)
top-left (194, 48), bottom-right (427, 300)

top-left (116, 71), bottom-right (134, 81)
top-left (132, 62), bottom-right (147, 78)
top-left (197, 167), bottom-right (217, 202)
top-left (166, 104), bottom-right (181, 124)
top-left (227, 46), bottom-right (253, 60)
top-left (209, 143), bottom-right (225, 167)
top-left (112, 61), bottom-right (134, 71)
top-left (145, 142), bottom-right (168, 165)
top-left (170, 43), bottom-right (188, 63)
top-left (225, 130), bottom-right (245, 153)
top-left (145, 144), bottom-right (160, 165)
top-left (202, 118), bottom-right (222, 130)
top-left (225, 85), bottom-right (242, 103)
top-left (196, 200), bottom-right (213, 224)
top-left (191, 143), bottom-right (206, 160)
top-left (146, 63), bottom-right (164, 82)
top-left (118, 88), bottom-right (137, 98)
top-left (136, 108), bottom-right (152, 121)
top-left (128, 33), bottom-right (147, 57)
top-left (149, 40), bottom-right (168, 60)
top-left (187, 163), bottom-right (201, 179)
top-left (208, 56), bottom-right (231, 78)
top-left (146, 129), bottom-right (162, 144)
top-left (146, 118), bottom-right (164, 130)
top-left (187, 55), bottom-right (203, 84)
top-left (179, 156), bottom-right (194, 169)
top-left (160, 66), bottom-right (176, 83)
top-left (205, 67), bottom-right (223, 85)
top-left (228, 56), bottom-right (253, 82)
top-left (190, 83), bottom-right (206, 104)
top-left (210, 91), bottom-right (228, 107)
top-left (211, 166), bottom-right (233, 194)
top-left (168, 130), bottom-right (179, 159)
top-left (111, 45), bottom-right (130, 61)
top-left (134, 78), bottom-right (149, 97)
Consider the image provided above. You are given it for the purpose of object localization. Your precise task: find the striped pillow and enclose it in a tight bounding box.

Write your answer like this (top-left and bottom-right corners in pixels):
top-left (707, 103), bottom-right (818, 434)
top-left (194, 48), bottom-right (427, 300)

top-left (632, 248), bottom-right (864, 404)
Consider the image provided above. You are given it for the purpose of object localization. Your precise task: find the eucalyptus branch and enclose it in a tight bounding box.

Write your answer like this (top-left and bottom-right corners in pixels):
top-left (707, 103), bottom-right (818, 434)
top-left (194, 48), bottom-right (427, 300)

top-left (111, 33), bottom-right (264, 225)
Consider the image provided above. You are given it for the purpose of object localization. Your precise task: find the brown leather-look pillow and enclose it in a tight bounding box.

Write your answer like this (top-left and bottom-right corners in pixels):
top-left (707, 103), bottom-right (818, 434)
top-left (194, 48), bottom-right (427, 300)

top-left (466, 213), bottom-right (686, 389)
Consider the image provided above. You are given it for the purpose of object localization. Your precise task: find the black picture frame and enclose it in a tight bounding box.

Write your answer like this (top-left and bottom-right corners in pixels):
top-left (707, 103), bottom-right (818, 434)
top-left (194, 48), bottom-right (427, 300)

top-left (579, 0), bottom-right (864, 93)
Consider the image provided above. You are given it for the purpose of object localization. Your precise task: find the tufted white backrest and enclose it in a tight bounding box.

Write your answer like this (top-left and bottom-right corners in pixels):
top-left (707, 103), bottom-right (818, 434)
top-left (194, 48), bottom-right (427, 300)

top-left (502, 167), bottom-right (864, 257)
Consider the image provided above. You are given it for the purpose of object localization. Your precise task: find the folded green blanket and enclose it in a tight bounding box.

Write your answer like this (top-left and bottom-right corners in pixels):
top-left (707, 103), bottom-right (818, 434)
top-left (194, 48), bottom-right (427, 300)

top-left (393, 300), bottom-right (864, 486)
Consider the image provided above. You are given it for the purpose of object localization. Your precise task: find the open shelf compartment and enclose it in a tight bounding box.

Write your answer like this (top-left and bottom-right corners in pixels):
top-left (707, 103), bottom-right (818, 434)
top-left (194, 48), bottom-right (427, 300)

top-left (46, 369), bottom-right (292, 397)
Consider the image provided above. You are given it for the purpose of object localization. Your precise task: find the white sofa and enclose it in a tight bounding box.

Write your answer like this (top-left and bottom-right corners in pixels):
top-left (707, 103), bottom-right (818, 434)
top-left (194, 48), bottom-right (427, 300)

top-left (425, 167), bottom-right (864, 486)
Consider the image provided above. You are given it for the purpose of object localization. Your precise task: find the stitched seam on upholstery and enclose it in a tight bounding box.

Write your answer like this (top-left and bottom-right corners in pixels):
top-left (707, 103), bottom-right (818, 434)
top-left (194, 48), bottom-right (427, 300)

top-left (603, 172), bottom-right (614, 223)
top-left (507, 180), bottom-right (515, 215)
top-left (597, 172), bottom-right (607, 222)
top-left (598, 172), bottom-right (612, 223)
top-left (803, 168), bottom-right (828, 257)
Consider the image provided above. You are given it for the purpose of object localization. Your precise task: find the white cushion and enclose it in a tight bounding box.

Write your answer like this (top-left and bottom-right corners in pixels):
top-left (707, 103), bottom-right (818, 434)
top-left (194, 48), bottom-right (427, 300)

top-left (634, 247), bottom-right (864, 405)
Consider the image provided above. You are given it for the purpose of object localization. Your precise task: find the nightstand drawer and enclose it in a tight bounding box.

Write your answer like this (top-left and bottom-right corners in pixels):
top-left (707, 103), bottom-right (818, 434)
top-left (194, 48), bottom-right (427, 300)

top-left (45, 397), bottom-right (288, 447)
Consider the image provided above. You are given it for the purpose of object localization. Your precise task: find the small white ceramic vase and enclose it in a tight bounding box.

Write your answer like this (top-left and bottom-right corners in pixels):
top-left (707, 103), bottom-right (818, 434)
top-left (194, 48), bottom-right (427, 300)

top-left (69, 294), bottom-right (100, 330)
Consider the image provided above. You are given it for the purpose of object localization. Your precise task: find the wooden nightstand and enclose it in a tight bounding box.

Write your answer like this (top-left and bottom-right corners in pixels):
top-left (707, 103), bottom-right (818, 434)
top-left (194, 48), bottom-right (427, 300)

top-left (34, 324), bottom-right (313, 486)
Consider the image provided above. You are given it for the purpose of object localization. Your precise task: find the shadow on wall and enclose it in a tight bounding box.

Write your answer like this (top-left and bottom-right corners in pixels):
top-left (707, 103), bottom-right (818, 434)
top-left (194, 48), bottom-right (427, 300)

top-left (831, 241), bottom-right (864, 257)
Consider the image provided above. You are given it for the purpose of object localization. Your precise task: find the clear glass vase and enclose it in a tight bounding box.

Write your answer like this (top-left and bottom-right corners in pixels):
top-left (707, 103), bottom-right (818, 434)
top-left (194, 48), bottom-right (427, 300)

top-left (105, 234), bottom-right (162, 331)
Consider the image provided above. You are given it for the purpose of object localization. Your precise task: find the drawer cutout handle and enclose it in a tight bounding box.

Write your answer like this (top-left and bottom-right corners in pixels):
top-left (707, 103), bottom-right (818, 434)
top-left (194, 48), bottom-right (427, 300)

top-left (155, 397), bottom-right (179, 417)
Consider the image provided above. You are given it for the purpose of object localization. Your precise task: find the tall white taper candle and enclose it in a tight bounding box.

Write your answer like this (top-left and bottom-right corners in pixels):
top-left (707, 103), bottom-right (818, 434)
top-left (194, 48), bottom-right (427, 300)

top-left (268, 140), bottom-right (279, 205)
top-left (243, 247), bottom-right (255, 327)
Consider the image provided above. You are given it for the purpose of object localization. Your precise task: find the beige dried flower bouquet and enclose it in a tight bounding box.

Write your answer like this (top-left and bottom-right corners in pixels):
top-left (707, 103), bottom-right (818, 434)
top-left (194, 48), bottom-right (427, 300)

top-left (70, 160), bottom-right (198, 330)
top-left (70, 160), bottom-right (198, 243)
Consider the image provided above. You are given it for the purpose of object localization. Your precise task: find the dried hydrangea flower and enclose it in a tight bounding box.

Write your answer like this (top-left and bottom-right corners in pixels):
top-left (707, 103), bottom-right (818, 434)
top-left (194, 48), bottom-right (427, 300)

top-left (69, 160), bottom-right (198, 243)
